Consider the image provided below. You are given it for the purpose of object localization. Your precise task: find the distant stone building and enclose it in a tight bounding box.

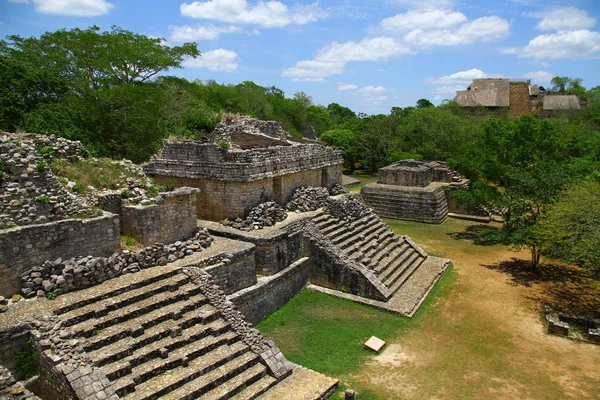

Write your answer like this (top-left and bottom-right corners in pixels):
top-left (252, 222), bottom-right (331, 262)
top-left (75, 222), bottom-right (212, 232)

top-left (144, 115), bottom-right (344, 221)
top-left (454, 78), bottom-right (582, 116)
top-left (361, 160), bottom-right (469, 224)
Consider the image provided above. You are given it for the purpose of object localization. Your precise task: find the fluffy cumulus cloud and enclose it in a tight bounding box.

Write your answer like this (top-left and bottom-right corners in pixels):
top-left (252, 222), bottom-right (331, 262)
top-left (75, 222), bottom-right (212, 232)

top-left (180, 0), bottom-right (326, 28)
top-left (516, 30), bottom-right (600, 59)
top-left (337, 83), bottom-right (358, 91)
top-left (537, 7), bottom-right (596, 31)
top-left (433, 85), bottom-right (466, 94)
top-left (380, 10), bottom-right (467, 32)
top-left (426, 68), bottom-right (487, 84)
top-left (315, 37), bottom-right (413, 62)
top-left (283, 37), bottom-right (412, 81)
top-left (183, 49), bottom-right (239, 72)
top-left (169, 24), bottom-right (241, 41)
top-left (404, 16), bottom-right (510, 46)
top-left (24, 0), bottom-right (114, 16)
top-left (523, 70), bottom-right (555, 83)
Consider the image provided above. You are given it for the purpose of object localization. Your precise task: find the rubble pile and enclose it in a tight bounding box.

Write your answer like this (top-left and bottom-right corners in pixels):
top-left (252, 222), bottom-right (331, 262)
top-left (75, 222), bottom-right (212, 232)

top-left (330, 184), bottom-right (349, 196)
top-left (0, 133), bottom-right (90, 228)
top-left (286, 186), bottom-right (329, 212)
top-left (222, 201), bottom-right (288, 231)
top-left (18, 229), bottom-right (213, 299)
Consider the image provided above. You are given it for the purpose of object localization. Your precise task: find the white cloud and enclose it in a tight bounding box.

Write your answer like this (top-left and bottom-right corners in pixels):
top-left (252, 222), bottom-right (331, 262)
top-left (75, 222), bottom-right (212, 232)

top-left (537, 7), bottom-right (596, 31)
top-left (518, 30), bottom-right (600, 59)
top-left (31, 0), bottom-right (114, 16)
top-left (405, 16), bottom-right (510, 46)
top-left (315, 36), bottom-right (413, 62)
top-left (426, 68), bottom-right (487, 84)
top-left (282, 60), bottom-right (345, 82)
top-left (169, 24), bottom-right (241, 41)
top-left (337, 83), bottom-right (358, 91)
top-left (283, 36), bottom-right (412, 82)
top-left (391, 0), bottom-right (455, 10)
top-left (523, 70), bottom-right (555, 83)
top-left (380, 10), bottom-right (467, 32)
top-left (180, 0), bottom-right (327, 28)
top-left (183, 49), bottom-right (239, 72)
top-left (355, 85), bottom-right (389, 104)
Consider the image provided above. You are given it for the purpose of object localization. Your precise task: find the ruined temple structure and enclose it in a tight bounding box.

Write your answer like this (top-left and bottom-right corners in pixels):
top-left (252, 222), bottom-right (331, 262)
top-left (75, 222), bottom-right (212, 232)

top-left (144, 115), bottom-right (344, 221)
top-left (454, 78), bottom-right (583, 117)
top-left (361, 160), bottom-right (469, 224)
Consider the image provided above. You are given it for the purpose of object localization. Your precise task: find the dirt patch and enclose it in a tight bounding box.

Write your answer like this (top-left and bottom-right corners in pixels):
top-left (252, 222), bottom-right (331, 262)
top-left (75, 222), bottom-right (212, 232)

top-left (354, 218), bottom-right (600, 399)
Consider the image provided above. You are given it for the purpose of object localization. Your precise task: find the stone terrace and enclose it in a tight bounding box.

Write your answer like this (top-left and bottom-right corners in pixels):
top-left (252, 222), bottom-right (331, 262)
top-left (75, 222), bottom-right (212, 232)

top-left (51, 264), bottom-right (294, 400)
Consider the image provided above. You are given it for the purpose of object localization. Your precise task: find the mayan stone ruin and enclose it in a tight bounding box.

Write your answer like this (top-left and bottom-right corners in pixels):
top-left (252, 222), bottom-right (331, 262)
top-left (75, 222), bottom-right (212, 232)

top-left (143, 114), bottom-right (344, 221)
top-left (361, 160), bottom-right (469, 224)
top-left (0, 116), bottom-right (449, 400)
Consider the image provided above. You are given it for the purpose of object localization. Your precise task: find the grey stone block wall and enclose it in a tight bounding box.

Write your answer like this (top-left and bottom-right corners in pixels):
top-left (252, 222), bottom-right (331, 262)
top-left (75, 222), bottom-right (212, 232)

top-left (361, 183), bottom-right (449, 224)
top-left (204, 246), bottom-right (257, 295)
top-left (0, 213), bottom-right (120, 297)
top-left (228, 257), bottom-right (310, 325)
top-left (121, 187), bottom-right (198, 245)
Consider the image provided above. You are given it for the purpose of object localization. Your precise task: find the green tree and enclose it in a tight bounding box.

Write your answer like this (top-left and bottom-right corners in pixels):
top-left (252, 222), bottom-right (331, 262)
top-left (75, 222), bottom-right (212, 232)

top-left (320, 129), bottom-right (359, 170)
top-left (416, 98), bottom-right (434, 109)
top-left (539, 180), bottom-right (600, 277)
top-left (5, 26), bottom-right (199, 92)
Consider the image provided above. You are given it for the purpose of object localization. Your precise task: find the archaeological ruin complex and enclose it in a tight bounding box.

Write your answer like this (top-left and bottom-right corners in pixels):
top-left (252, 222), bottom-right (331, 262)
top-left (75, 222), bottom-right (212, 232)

top-left (0, 117), bottom-right (449, 400)
top-left (454, 78), bottom-right (583, 117)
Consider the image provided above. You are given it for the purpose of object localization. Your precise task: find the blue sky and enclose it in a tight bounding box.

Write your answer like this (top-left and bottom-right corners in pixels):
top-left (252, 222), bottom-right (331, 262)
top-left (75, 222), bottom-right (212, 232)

top-left (1, 0), bottom-right (599, 114)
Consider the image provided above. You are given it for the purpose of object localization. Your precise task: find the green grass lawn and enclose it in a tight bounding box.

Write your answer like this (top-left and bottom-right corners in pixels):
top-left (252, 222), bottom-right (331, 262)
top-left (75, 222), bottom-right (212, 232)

top-left (344, 172), bottom-right (378, 192)
top-left (256, 264), bottom-right (457, 397)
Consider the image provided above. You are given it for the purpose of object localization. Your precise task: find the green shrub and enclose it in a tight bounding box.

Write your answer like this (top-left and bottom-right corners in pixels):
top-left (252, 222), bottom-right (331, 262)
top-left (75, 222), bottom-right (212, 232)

top-left (165, 180), bottom-right (175, 192)
top-left (72, 182), bottom-right (85, 193)
top-left (15, 338), bottom-right (40, 378)
top-left (36, 160), bottom-right (46, 172)
top-left (37, 146), bottom-right (55, 159)
top-left (218, 140), bottom-right (229, 150)
top-left (35, 195), bottom-right (51, 204)
top-left (45, 292), bottom-right (57, 300)
top-left (146, 184), bottom-right (163, 198)
top-left (120, 189), bottom-right (130, 199)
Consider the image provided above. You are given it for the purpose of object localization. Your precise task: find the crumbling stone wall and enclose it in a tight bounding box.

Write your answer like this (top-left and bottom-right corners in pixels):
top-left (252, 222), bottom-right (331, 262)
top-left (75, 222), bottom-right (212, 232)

top-left (229, 257), bottom-right (310, 325)
top-left (203, 245), bottom-right (257, 294)
top-left (121, 187), bottom-right (198, 244)
top-left (0, 212), bottom-right (120, 297)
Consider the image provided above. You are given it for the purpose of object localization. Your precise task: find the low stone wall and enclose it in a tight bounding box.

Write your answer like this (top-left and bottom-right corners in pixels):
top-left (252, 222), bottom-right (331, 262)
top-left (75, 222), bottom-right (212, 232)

top-left (228, 257), bottom-right (310, 325)
top-left (361, 183), bottom-right (448, 224)
top-left (121, 187), bottom-right (198, 244)
top-left (204, 246), bottom-right (257, 295)
top-left (0, 213), bottom-right (120, 297)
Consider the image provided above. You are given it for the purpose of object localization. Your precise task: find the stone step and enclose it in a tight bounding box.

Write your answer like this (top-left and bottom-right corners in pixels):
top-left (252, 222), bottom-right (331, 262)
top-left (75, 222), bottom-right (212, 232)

top-left (357, 226), bottom-right (393, 258)
top-left (53, 266), bottom-right (181, 315)
top-left (366, 236), bottom-right (398, 265)
top-left (359, 240), bottom-right (397, 268)
top-left (374, 243), bottom-right (411, 274)
top-left (349, 213), bottom-right (378, 230)
top-left (69, 283), bottom-right (203, 338)
top-left (323, 223), bottom-right (348, 239)
top-left (88, 306), bottom-right (224, 366)
top-left (160, 351), bottom-right (260, 400)
top-left (201, 363), bottom-right (268, 400)
top-left (380, 249), bottom-right (419, 283)
top-left (83, 292), bottom-right (209, 351)
top-left (59, 273), bottom-right (190, 327)
top-left (113, 337), bottom-right (248, 399)
top-left (312, 212), bottom-right (331, 226)
top-left (229, 374), bottom-right (278, 400)
top-left (386, 255), bottom-right (425, 295)
top-left (331, 228), bottom-right (362, 249)
top-left (318, 218), bottom-right (344, 235)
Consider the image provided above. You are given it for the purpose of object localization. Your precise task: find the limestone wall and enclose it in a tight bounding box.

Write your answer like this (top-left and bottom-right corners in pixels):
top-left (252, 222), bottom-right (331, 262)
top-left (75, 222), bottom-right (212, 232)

top-left (204, 245), bottom-right (257, 295)
top-left (156, 167), bottom-right (342, 221)
top-left (228, 257), bottom-right (309, 325)
top-left (121, 187), bottom-right (198, 244)
top-left (0, 213), bottom-right (120, 297)
top-left (361, 183), bottom-right (449, 224)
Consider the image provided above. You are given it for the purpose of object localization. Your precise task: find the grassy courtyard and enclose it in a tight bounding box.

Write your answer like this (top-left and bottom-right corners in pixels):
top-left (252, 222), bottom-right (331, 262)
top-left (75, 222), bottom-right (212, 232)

top-left (257, 216), bottom-right (600, 399)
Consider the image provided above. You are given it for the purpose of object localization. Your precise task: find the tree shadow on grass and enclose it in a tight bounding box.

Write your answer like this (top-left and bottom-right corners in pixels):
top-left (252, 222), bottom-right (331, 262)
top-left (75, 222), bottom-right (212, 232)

top-left (446, 224), bottom-right (507, 246)
top-left (485, 258), bottom-right (600, 318)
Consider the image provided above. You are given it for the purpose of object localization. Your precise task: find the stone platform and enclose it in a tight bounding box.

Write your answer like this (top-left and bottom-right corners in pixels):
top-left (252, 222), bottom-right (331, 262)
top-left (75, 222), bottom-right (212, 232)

top-left (361, 182), bottom-right (449, 224)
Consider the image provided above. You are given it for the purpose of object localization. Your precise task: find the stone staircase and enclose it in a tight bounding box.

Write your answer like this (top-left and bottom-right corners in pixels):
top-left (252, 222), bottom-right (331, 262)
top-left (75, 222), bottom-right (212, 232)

top-left (312, 210), bottom-right (427, 297)
top-left (53, 266), bottom-right (279, 400)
